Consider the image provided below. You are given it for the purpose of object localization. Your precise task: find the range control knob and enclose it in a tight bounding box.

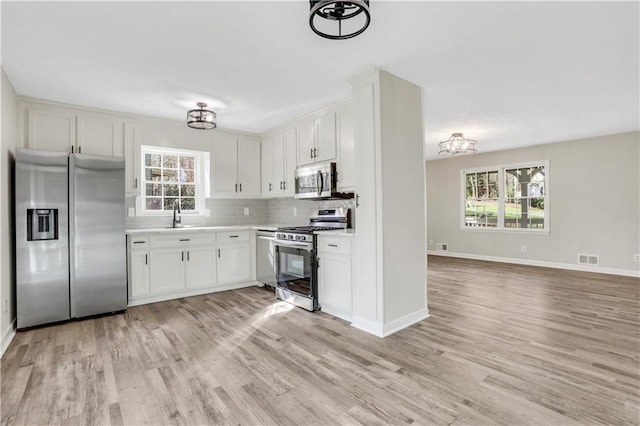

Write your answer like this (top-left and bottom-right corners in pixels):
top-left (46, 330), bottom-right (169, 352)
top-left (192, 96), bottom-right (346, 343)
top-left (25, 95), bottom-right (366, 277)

top-left (288, 234), bottom-right (294, 240)
top-left (295, 235), bottom-right (301, 240)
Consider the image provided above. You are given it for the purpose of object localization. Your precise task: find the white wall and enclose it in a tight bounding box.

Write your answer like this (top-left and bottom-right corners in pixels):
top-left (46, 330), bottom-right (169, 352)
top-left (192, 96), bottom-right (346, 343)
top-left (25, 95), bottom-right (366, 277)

top-left (426, 131), bottom-right (640, 275)
top-left (1, 68), bottom-right (20, 353)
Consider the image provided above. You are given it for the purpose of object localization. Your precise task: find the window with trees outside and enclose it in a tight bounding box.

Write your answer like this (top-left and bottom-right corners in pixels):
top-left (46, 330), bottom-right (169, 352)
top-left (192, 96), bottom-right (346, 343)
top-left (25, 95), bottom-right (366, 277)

top-left (141, 146), bottom-right (204, 215)
top-left (462, 161), bottom-right (548, 231)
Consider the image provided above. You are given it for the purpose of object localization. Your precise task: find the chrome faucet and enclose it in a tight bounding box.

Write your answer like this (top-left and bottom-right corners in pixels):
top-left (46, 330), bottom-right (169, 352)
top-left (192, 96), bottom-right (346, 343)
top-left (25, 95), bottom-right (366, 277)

top-left (172, 200), bottom-right (181, 228)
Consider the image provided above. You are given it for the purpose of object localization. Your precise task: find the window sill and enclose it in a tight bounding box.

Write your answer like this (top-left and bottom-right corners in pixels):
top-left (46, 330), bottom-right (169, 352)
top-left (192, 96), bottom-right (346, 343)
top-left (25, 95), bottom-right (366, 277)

top-left (460, 227), bottom-right (550, 235)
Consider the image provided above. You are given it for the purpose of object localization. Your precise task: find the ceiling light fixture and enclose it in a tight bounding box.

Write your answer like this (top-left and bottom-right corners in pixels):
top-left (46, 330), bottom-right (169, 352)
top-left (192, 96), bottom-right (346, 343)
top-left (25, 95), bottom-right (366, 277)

top-left (309, 0), bottom-right (371, 40)
top-left (438, 133), bottom-right (478, 155)
top-left (187, 102), bottom-right (216, 130)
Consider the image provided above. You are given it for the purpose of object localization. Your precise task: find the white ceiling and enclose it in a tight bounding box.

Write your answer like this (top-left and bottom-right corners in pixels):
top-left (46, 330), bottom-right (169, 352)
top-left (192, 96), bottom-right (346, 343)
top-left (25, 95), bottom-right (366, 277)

top-left (2, 1), bottom-right (638, 159)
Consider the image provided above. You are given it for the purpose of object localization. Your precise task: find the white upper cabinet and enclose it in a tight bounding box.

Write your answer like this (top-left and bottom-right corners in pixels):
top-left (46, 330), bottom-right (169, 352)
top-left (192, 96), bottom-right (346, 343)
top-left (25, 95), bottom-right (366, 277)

top-left (76, 113), bottom-right (124, 156)
top-left (261, 137), bottom-right (274, 195)
top-left (237, 137), bottom-right (261, 196)
top-left (297, 120), bottom-right (316, 166)
top-left (296, 111), bottom-right (337, 166)
top-left (27, 108), bottom-right (76, 152)
top-left (212, 132), bottom-right (239, 196)
top-left (25, 103), bottom-right (124, 156)
top-left (261, 129), bottom-right (297, 197)
top-left (315, 112), bottom-right (337, 163)
top-left (211, 132), bottom-right (260, 198)
top-left (283, 128), bottom-right (297, 195)
top-left (336, 103), bottom-right (355, 191)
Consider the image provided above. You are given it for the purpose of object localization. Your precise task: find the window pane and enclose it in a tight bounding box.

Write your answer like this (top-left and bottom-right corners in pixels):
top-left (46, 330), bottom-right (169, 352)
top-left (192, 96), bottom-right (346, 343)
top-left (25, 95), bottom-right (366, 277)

top-left (504, 198), bottom-right (520, 228)
top-left (163, 169), bottom-right (178, 182)
top-left (181, 198), bottom-right (195, 210)
top-left (180, 170), bottom-right (194, 183)
top-left (180, 156), bottom-right (194, 170)
top-left (145, 153), bottom-right (161, 167)
top-left (145, 167), bottom-right (162, 181)
top-left (164, 184), bottom-right (179, 196)
top-left (146, 198), bottom-right (162, 210)
top-left (181, 184), bottom-right (195, 197)
top-left (164, 197), bottom-right (178, 210)
top-left (163, 155), bottom-right (178, 169)
top-left (465, 174), bottom-right (476, 199)
top-left (530, 198), bottom-right (545, 229)
top-left (145, 183), bottom-right (162, 196)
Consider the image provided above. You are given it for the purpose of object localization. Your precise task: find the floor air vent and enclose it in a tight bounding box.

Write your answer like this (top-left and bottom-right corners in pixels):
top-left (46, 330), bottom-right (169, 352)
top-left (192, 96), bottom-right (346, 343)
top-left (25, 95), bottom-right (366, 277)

top-left (577, 253), bottom-right (599, 266)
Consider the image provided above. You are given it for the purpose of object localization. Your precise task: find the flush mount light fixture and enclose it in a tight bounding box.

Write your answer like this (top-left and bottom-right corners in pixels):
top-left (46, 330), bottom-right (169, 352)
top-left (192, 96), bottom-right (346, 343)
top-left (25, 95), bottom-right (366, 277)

top-left (438, 133), bottom-right (478, 155)
top-left (309, 0), bottom-right (371, 40)
top-left (187, 102), bottom-right (216, 130)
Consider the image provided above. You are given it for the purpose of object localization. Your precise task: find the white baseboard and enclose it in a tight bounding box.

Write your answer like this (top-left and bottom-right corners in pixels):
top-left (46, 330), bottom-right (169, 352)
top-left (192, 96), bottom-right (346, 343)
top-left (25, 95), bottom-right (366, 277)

top-left (427, 250), bottom-right (640, 278)
top-left (351, 308), bottom-right (430, 338)
top-left (128, 281), bottom-right (262, 307)
top-left (1, 319), bottom-right (16, 359)
top-left (382, 308), bottom-right (430, 337)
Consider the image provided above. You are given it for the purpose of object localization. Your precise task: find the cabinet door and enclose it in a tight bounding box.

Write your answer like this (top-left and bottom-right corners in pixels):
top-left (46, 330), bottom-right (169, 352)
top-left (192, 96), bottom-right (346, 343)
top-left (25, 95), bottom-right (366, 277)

top-left (123, 122), bottom-right (140, 196)
top-left (27, 108), bottom-right (75, 152)
top-left (336, 106), bottom-right (355, 191)
top-left (296, 120), bottom-right (316, 166)
top-left (217, 244), bottom-right (251, 285)
top-left (186, 245), bottom-right (216, 289)
top-left (283, 128), bottom-right (297, 195)
top-left (272, 133), bottom-right (285, 194)
top-left (149, 247), bottom-right (185, 293)
top-left (237, 137), bottom-right (261, 196)
top-left (261, 138), bottom-right (274, 196)
top-left (77, 114), bottom-right (124, 156)
top-left (129, 250), bottom-right (149, 298)
top-left (315, 112), bottom-right (337, 163)
top-left (211, 132), bottom-right (239, 195)
top-left (318, 254), bottom-right (352, 315)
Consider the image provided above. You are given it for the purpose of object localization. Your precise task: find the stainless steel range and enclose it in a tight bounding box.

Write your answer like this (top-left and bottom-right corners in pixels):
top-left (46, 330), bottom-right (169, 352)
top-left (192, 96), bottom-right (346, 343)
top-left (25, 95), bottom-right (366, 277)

top-left (274, 208), bottom-right (350, 311)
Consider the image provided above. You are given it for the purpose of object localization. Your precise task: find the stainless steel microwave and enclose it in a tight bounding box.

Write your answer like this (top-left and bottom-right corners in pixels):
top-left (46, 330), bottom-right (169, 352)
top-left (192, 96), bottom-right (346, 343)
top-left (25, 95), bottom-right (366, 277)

top-left (294, 162), bottom-right (336, 199)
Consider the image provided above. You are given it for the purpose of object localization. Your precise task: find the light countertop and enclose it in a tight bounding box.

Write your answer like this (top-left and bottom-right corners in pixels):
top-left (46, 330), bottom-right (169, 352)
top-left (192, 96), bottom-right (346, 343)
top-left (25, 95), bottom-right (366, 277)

top-left (126, 224), bottom-right (356, 236)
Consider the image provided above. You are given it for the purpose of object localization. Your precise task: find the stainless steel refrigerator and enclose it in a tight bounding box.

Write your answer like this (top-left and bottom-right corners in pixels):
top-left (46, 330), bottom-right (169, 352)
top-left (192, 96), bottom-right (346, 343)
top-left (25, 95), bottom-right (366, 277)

top-left (15, 148), bottom-right (126, 328)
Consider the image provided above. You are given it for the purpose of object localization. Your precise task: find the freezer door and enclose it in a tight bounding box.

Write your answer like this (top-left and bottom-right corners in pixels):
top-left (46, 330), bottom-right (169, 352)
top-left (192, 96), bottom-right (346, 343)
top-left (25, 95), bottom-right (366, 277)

top-left (15, 149), bottom-right (70, 328)
top-left (69, 154), bottom-right (126, 318)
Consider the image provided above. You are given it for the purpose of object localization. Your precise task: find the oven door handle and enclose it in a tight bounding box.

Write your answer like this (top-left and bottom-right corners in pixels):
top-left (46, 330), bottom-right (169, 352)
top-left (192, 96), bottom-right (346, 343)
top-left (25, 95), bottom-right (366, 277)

top-left (274, 241), bottom-right (313, 251)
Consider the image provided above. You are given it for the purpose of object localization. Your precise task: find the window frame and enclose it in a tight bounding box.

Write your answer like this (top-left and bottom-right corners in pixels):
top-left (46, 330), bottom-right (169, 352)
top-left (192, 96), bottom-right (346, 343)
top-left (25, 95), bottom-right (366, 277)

top-left (460, 160), bottom-right (550, 233)
top-left (139, 145), bottom-right (206, 216)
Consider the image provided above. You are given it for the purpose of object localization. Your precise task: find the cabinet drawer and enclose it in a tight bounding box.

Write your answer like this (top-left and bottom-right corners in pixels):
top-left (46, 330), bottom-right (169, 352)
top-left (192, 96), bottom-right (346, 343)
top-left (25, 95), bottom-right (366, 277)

top-left (188, 233), bottom-right (215, 246)
top-left (216, 230), bottom-right (250, 244)
top-left (150, 234), bottom-right (195, 248)
top-left (317, 237), bottom-right (352, 255)
top-left (128, 236), bottom-right (149, 249)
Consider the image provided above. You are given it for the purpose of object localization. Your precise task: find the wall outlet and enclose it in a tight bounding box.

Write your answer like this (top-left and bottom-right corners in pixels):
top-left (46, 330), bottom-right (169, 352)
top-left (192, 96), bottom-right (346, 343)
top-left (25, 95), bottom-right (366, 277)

top-left (127, 207), bottom-right (135, 217)
top-left (436, 242), bottom-right (448, 251)
top-left (429, 239), bottom-right (434, 246)
top-left (521, 245), bottom-right (527, 253)
top-left (634, 254), bottom-right (640, 262)
top-left (243, 207), bottom-right (249, 216)
top-left (3, 299), bottom-right (7, 313)
top-left (293, 207), bottom-right (297, 216)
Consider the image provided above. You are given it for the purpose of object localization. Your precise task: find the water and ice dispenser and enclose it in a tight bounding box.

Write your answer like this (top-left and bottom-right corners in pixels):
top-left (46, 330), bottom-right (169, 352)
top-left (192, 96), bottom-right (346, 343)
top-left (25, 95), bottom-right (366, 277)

top-left (27, 208), bottom-right (58, 241)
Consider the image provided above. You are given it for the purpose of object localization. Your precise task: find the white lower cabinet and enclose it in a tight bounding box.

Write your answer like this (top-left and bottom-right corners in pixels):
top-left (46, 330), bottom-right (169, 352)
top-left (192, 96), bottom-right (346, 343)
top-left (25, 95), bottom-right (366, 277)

top-left (186, 245), bottom-right (217, 289)
top-left (317, 235), bottom-right (353, 321)
top-left (127, 230), bottom-right (255, 306)
top-left (216, 231), bottom-right (252, 285)
top-left (128, 236), bottom-right (150, 299)
top-left (149, 246), bottom-right (186, 293)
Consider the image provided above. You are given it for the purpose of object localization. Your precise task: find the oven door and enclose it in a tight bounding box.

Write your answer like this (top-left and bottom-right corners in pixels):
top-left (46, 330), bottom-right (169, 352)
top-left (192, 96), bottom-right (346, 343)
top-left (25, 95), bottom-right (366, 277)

top-left (274, 240), bottom-right (318, 310)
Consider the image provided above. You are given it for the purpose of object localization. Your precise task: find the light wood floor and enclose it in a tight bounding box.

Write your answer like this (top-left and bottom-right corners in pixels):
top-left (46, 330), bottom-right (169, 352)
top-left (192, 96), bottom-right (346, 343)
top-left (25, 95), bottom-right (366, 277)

top-left (2, 256), bottom-right (639, 425)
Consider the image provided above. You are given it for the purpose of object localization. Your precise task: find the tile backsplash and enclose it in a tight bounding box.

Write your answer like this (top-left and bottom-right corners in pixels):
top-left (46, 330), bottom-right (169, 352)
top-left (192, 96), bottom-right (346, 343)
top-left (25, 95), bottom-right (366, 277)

top-left (126, 197), bottom-right (355, 229)
top-left (267, 198), bottom-right (356, 228)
